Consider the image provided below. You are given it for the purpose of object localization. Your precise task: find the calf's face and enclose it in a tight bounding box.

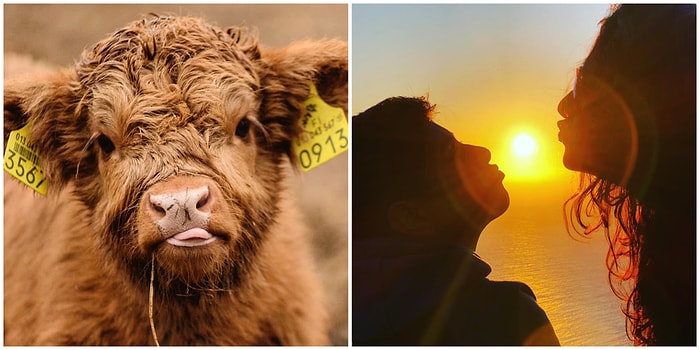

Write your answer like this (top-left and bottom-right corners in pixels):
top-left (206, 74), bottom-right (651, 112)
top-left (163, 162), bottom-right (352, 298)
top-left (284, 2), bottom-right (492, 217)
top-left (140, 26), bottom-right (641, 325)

top-left (3, 15), bottom-right (348, 291)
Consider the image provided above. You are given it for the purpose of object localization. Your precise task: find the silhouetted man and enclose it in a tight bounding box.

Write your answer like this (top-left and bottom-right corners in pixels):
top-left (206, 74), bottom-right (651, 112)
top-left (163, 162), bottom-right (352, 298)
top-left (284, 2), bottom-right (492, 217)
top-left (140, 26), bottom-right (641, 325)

top-left (352, 96), bottom-right (559, 345)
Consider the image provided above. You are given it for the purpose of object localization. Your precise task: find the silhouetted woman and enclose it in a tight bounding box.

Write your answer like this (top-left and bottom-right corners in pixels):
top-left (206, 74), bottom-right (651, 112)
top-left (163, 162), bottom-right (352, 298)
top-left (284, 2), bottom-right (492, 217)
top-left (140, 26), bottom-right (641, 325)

top-left (557, 4), bottom-right (695, 345)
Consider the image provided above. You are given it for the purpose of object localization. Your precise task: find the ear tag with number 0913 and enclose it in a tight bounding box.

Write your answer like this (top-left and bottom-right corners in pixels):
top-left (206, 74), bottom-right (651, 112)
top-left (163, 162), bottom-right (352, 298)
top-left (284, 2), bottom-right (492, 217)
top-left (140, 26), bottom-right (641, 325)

top-left (4, 123), bottom-right (48, 195)
top-left (293, 83), bottom-right (348, 172)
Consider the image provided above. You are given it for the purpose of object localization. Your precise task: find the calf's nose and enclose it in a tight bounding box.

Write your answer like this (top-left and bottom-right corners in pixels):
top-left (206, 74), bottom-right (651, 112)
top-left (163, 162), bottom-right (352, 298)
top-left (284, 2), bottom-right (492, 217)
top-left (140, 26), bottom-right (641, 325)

top-left (148, 185), bottom-right (212, 237)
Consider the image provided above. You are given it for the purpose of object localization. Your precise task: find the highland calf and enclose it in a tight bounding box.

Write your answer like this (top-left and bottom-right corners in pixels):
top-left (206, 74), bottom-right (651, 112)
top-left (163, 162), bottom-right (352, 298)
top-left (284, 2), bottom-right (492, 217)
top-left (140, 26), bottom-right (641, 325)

top-left (3, 14), bottom-right (347, 345)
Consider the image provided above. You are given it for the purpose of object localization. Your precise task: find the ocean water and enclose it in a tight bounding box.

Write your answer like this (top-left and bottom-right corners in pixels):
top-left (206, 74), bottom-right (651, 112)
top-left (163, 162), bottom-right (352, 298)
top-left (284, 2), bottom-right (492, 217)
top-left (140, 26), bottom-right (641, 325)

top-left (477, 180), bottom-right (632, 346)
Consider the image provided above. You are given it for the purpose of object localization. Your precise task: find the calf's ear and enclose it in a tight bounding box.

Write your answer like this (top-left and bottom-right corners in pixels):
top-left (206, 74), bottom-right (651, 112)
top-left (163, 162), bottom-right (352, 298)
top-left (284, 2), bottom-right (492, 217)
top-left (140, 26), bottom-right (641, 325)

top-left (258, 39), bottom-right (348, 159)
top-left (4, 70), bottom-right (89, 192)
top-left (261, 39), bottom-right (348, 113)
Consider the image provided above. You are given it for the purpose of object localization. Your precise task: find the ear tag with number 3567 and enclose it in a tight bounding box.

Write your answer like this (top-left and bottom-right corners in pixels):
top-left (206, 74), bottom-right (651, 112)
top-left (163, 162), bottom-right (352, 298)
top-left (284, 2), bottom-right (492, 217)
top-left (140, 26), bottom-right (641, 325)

top-left (4, 123), bottom-right (48, 195)
top-left (293, 83), bottom-right (348, 172)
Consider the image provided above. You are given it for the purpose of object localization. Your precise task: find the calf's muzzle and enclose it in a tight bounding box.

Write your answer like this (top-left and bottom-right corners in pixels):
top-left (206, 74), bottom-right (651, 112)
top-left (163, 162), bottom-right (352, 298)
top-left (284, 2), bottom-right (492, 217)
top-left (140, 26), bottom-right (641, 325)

top-left (145, 176), bottom-right (219, 247)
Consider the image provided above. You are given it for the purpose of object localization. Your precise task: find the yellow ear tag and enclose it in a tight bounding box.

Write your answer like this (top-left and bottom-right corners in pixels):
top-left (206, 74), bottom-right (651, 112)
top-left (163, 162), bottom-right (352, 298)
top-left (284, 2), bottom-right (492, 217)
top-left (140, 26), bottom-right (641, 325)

top-left (4, 123), bottom-right (48, 195)
top-left (294, 83), bottom-right (348, 171)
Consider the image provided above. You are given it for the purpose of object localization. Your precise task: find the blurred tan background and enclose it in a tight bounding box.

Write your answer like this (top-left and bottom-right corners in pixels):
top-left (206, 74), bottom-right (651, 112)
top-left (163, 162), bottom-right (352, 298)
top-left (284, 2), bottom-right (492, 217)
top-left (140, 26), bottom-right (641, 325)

top-left (4, 4), bottom-right (348, 345)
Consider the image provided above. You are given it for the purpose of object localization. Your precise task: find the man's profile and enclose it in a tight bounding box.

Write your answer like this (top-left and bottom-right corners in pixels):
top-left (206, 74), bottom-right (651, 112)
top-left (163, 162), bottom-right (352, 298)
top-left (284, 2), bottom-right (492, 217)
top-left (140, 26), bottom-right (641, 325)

top-left (352, 96), bottom-right (559, 345)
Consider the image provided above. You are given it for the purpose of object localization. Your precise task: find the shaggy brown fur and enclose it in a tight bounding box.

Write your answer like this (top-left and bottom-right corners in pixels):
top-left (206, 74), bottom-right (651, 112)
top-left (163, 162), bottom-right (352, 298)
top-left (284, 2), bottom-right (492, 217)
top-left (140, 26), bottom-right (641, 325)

top-left (4, 14), bottom-right (347, 345)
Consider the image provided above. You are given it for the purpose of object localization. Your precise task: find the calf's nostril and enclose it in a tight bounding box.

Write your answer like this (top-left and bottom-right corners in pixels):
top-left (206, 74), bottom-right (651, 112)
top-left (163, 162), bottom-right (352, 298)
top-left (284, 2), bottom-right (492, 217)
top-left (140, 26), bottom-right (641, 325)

top-left (195, 187), bottom-right (211, 211)
top-left (196, 195), bottom-right (207, 210)
top-left (149, 196), bottom-right (168, 219)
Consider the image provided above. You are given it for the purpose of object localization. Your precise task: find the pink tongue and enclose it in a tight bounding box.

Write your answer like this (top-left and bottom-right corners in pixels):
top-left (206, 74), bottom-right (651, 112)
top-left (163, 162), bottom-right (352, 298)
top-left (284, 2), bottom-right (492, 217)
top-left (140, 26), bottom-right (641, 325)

top-left (172, 228), bottom-right (213, 241)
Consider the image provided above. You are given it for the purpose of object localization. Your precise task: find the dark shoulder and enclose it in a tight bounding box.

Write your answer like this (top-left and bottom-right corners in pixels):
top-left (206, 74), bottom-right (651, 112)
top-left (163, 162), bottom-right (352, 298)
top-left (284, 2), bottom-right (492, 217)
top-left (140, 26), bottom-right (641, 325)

top-left (479, 280), bottom-right (546, 318)
top-left (443, 279), bottom-right (550, 344)
top-left (485, 280), bottom-right (537, 300)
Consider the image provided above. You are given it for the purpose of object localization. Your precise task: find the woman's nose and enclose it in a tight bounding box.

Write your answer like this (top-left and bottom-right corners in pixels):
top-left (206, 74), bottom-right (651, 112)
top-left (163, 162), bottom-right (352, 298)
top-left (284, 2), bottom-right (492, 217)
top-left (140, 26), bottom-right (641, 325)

top-left (558, 91), bottom-right (574, 118)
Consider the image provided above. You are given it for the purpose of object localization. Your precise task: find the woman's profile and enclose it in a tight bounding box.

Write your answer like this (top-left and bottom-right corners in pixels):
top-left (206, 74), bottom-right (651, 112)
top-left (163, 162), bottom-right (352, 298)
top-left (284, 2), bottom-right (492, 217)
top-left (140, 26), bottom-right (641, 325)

top-left (557, 4), bottom-right (695, 345)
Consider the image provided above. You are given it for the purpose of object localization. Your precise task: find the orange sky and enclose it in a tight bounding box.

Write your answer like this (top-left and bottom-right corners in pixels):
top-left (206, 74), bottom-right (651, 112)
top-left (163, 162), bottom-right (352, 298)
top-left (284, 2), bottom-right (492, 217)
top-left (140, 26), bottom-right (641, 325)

top-left (352, 4), bottom-right (611, 185)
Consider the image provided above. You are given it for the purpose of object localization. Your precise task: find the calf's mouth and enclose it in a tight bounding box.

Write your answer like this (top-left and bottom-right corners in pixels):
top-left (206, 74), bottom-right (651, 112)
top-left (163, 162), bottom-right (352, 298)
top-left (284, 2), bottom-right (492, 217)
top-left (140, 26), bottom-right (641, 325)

top-left (165, 227), bottom-right (218, 247)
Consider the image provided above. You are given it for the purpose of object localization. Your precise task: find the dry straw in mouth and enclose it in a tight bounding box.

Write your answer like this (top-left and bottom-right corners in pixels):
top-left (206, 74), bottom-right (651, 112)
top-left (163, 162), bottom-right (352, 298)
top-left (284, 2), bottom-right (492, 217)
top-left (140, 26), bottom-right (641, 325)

top-left (149, 254), bottom-right (160, 346)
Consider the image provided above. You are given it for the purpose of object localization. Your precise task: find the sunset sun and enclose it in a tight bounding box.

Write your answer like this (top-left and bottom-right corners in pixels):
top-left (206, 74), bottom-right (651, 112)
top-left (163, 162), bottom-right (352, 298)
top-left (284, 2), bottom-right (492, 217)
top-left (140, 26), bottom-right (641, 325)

top-left (511, 133), bottom-right (538, 158)
top-left (491, 128), bottom-right (565, 182)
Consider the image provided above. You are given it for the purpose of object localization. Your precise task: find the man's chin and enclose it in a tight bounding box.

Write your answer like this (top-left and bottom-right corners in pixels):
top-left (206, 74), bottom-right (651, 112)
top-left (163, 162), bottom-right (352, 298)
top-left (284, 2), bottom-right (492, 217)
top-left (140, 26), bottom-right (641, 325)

top-left (480, 186), bottom-right (510, 220)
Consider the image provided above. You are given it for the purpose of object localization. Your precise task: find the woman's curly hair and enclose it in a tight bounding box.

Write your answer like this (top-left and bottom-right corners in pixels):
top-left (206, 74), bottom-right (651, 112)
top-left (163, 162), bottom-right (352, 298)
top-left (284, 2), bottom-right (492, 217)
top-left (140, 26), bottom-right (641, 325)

top-left (565, 4), bottom-right (696, 345)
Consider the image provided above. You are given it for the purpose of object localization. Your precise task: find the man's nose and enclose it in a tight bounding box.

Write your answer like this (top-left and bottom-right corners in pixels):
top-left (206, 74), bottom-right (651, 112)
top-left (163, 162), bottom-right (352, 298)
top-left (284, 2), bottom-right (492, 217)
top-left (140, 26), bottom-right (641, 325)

top-left (558, 91), bottom-right (574, 118)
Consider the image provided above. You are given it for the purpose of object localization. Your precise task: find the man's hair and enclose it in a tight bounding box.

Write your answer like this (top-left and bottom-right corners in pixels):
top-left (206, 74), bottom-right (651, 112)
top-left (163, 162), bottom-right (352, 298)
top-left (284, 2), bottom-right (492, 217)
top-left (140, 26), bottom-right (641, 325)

top-left (352, 96), bottom-right (447, 239)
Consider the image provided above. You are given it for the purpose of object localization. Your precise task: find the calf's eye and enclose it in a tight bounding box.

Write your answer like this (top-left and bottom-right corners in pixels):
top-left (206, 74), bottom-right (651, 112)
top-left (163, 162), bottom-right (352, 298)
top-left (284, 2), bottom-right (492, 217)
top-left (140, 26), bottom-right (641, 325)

top-left (97, 134), bottom-right (116, 154)
top-left (235, 118), bottom-right (251, 138)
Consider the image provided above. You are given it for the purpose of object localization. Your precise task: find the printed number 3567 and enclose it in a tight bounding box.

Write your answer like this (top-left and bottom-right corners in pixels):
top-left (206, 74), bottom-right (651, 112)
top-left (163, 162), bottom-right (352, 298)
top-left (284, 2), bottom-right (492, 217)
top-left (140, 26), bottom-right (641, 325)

top-left (5, 149), bottom-right (45, 188)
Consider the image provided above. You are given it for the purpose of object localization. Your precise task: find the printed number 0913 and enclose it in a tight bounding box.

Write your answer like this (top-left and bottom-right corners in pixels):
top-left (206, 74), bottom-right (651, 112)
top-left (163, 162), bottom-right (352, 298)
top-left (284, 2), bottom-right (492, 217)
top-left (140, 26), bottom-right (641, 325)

top-left (299, 128), bottom-right (348, 170)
